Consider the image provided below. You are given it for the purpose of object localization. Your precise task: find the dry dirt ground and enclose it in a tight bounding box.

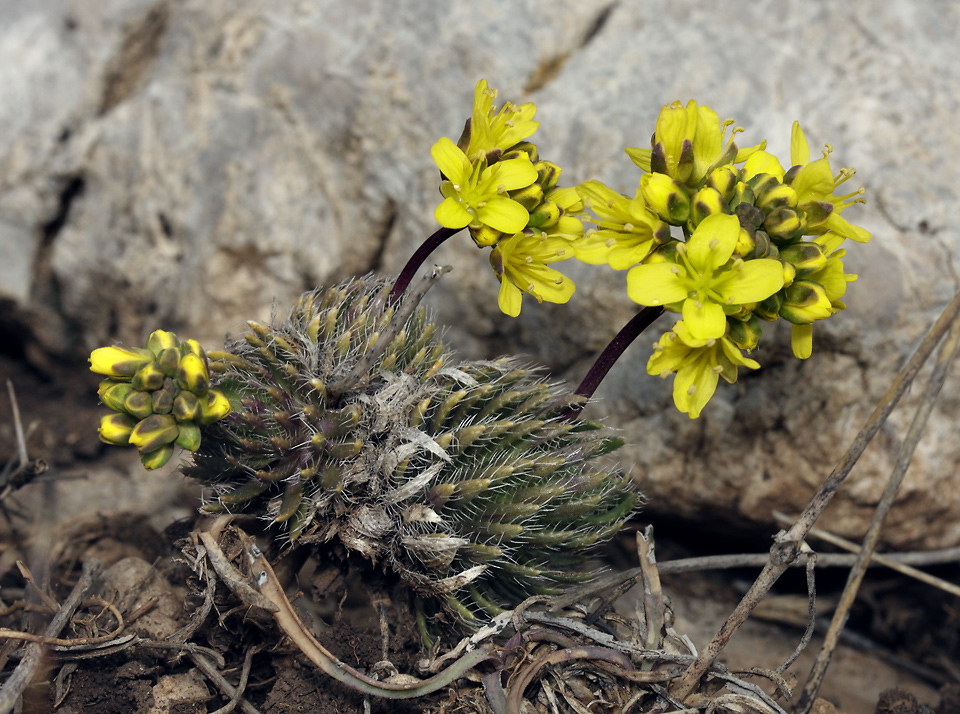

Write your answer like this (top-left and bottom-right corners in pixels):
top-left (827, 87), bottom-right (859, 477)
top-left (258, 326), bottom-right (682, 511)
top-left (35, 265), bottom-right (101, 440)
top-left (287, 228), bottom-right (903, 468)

top-left (0, 353), bottom-right (957, 714)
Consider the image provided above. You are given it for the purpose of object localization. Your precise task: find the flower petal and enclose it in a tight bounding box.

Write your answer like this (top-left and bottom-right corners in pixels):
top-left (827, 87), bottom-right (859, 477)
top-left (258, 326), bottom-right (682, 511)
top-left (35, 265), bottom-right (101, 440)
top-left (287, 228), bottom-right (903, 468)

top-left (434, 197), bottom-right (473, 229)
top-left (791, 323), bottom-right (813, 359)
top-left (790, 121), bottom-right (810, 166)
top-left (686, 214), bottom-right (739, 272)
top-left (498, 277), bottom-right (523, 317)
top-left (683, 298), bottom-right (726, 340)
top-left (476, 195), bottom-right (530, 233)
top-left (431, 137), bottom-right (469, 183)
top-left (487, 157), bottom-right (538, 191)
top-left (713, 258), bottom-right (784, 303)
top-left (626, 263), bottom-right (689, 306)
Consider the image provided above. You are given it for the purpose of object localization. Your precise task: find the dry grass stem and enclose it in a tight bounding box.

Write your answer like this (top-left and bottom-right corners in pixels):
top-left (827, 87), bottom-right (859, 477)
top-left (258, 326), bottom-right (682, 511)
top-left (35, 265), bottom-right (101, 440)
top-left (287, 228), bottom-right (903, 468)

top-left (796, 292), bottom-right (960, 712)
top-left (670, 286), bottom-right (960, 700)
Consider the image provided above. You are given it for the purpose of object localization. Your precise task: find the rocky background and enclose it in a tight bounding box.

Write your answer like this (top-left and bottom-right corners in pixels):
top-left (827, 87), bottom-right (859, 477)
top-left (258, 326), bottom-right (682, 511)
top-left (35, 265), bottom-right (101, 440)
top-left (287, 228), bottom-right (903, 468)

top-left (1, 0), bottom-right (958, 595)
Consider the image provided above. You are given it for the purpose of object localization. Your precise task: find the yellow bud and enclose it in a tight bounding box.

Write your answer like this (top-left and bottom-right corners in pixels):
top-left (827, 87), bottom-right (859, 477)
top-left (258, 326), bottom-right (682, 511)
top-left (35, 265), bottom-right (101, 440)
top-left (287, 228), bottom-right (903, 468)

top-left (156, 347), bottom-right (181, 377)
top-left (782, 261), bottom-right (797, 288)
top-left (509, 183), bottom-right (544, 211)
top-left (129, 414), bottom-right (180, 453)
top-left (733, 228), bottom-right (755, 258)
top-left (146, 329), bottom-right (179, 356)
top-left (527, 200), bottom-right (561, 229)
top-left (140, 443), bottom-right (175, 470)
top-left (175, 421), bottom-right (202, 451)
top-left (501, 141), bottom-right (538, 163)
top-left (780, 242), bottom-right (827, 277)
top-left (98, 413), bottom-right (138, 445)
top-left (131, 362), bottom-right (165, 391)
top-left (99, 380), bottom-right (134, 412)
top-left (89, 346), bottom-right (154, 378)
top-left (535, 161), bottom-right (561, 193)
top-left (177, 353), bottom-right (210, 395)
top-left (639, 173), bottom-right (690, 225)
top-left (780, 280), bottom-right (833, 324)
top-left (179, 339), bottom-right (205, 359)
top-left (690, 187), bottom-right (730, 227)
top-left (470, 224), bottom-right (502, 248)
top-left (198, 389), bottom-right (231, 424)
top-left (705, 165), bottom-right (739, 202)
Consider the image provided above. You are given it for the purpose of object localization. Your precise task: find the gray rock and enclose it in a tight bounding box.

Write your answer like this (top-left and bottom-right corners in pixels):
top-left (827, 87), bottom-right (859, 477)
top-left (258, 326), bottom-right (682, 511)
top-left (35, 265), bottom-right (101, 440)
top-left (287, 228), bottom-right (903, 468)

top-left (2, 0), bottom-right (958, 548)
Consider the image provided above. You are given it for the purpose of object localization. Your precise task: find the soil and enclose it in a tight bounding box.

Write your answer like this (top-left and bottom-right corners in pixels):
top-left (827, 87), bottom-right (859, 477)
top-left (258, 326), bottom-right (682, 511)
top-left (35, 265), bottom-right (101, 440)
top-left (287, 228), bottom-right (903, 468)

top-left (0, 354), bottom-right (957, 714)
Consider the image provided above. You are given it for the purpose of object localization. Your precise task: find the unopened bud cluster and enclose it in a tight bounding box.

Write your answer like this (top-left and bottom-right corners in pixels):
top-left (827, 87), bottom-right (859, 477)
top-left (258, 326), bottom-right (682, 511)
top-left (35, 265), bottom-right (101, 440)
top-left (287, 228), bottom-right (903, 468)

top-left (90, 330), bottom-right (231, 469)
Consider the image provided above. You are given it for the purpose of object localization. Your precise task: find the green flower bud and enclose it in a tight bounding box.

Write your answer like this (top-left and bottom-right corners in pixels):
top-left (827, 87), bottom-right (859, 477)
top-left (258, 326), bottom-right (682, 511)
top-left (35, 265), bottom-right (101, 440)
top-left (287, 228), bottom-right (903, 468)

top-left (535, 161), bottom-right (561, 193)
top-left (752, 231), bottom-right (775, 259)
top-left (469, 224), bottom-right (502, 248)
top-left (639, 173), bottom-right (691, 225)
top-left (754, 290), bottom-right (783, 321)
top-left (151, 383), bottom-right (176, 415)
top-left (99, 380), bottom-right (135, 412)
top-left (727, 314), bottom-right (763, 351)
top-left (198, 389), bottom-right (231, 424)
top-left (801, 200), bottom-right (833, 228)
top-left (156, 347), bottom-right (181, 377)
top-left (501, 141), bottom-right (538, 163)
top-left (705, 165), bottom-right (739, 202)
top-left (177, 353), bottom-right (210, 395)
top-left (509, 182), bottom-right (544, 212)
top-left (123, 389), bottom-right (154, 420)
top-left (89, 346), bottom-right (154, 378)
top-left (690, 186), bottom-right (731, 227)
top-left (179, 340), bottom-right (205, 359)
top-left (173, 391), bottom-right (202, 422)
top-left (764, 206), bottom-right (807, 243)
top-left (176, 421), bottom-right (202, 451)
top-left (729, 182), bottom-right (756, 211)
top-left (131, 362), bottom-right (165, 392)
top-left (146, 329), bottom-right (179, 356)
top-left (527, 200), bottom-right (561, 229)
top-left (746, 172), bottom-right (780, 200)
top-left (98, 413), bottom-right (138, 445)
top-left (140, 443), bottom-right (175, 470)
top-left (780, 280), bottom-right (834, 324)
top-left (129, 414), bottom-right (180, 454)
top-left (780, 242), bottom-right (827, 278)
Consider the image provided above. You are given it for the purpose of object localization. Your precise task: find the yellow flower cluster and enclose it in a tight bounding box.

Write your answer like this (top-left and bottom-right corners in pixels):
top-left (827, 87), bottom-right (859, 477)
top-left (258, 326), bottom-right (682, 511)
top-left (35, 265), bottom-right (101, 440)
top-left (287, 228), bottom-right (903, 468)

top-left (431, 80), bottom-right (583, 317)
top-left (90, 331), bottom-right (232, 469)
top-left (432, 90), bottom-right (869, 418)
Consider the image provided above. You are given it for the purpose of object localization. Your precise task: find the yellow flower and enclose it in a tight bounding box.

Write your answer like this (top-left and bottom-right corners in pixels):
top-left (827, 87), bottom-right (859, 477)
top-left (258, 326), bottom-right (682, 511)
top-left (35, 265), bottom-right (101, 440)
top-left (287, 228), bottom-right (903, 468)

top-left (490, 231), bottom-right (575, 317)
top-left (647, 321), bottom-right (760, 419)
top-left (788, 232), bottom-right (857, 359)
top-left (574, 180), bottom-right (667, 269)
top-left (432, 137), bottom-right (537, 234)
top-left (626, 100), bottom-right (765, 188)
top-left (626, 214), bottom-right (784, 340)
top-left (787, 122), bottom-right (870, 243)
top-left (463, 79), bottom-right (539, 162)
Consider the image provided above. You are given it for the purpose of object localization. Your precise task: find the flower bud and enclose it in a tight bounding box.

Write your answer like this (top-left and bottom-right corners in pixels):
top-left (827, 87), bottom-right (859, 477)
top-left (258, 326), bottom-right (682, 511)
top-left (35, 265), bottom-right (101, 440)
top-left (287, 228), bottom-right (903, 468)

top-left (780, 280), bottom-right (834, 324)
top-left (727, 314), bottom-right (762, 351)
top-left (782, 261), bottom-right (797, 288)
top-left (753, 291), bottom-right (783, 321)
top-left (173, 391), bottom-right (202, 422)
top-left (151, 383), bottom-right (176, 414)
top-left (99, 380), bottom-right (134, 412)
top-left (146, 329), bottom-right (179, 356)
top-left (156, 348), bottom-right (181, 377)
top-left (123, 389), bottom-right (154, 420)
top-left (755, 183), bottom-right (798, 213)
top-left (780, 242), bottom-right (827, 278)
top-left (746, 172), bottom-right (779, 201)
top-left (131, 362), bottom-right (166, 392)
top-left (99, 413), bottom-right (138, 445)
top-left (690, 187), bottom-right (731, 227)
top-left (705, 165), bottom-right (739, 201)
top-left (199, 389), bottom-right (232, 424)
top-left (729, 182), bottom-right (756, 211)
top-left (470, 225), bottom-right (502, 248)
top-left (535, 161), bottom-right (561, 193)
top-left (89, 346), bottom-right (154, 378)
top-left (639, 173), bottom-right (691, 225)
top-left (501, 141), bottom-right (538, 163)
top-left (176, 421), bottom-right (202, 451)
top-left (140, 443), bottom-right (175, 470)
top-left (129, 414), bottom-right (180, 454)
top-left (177, 353), bottom-right (210, 395)
top-left (733, 227), bottom-right (756, 258)
top-left (764, 207), bottom-right (806, 242)
top-left (179, 339), bottom-right (205, 359)
top-left (527, 200), bottom-right (561, 229)
top-left (509, 183), bottom-right (544, 211)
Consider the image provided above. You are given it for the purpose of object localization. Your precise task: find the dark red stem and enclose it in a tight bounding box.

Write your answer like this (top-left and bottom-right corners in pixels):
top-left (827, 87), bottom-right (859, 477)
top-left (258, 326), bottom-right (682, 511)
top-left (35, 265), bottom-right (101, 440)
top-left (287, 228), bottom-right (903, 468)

top-left (388, 226), bottom-right (460, 305)
top-left (564, 306), bottom-right (664, 420)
